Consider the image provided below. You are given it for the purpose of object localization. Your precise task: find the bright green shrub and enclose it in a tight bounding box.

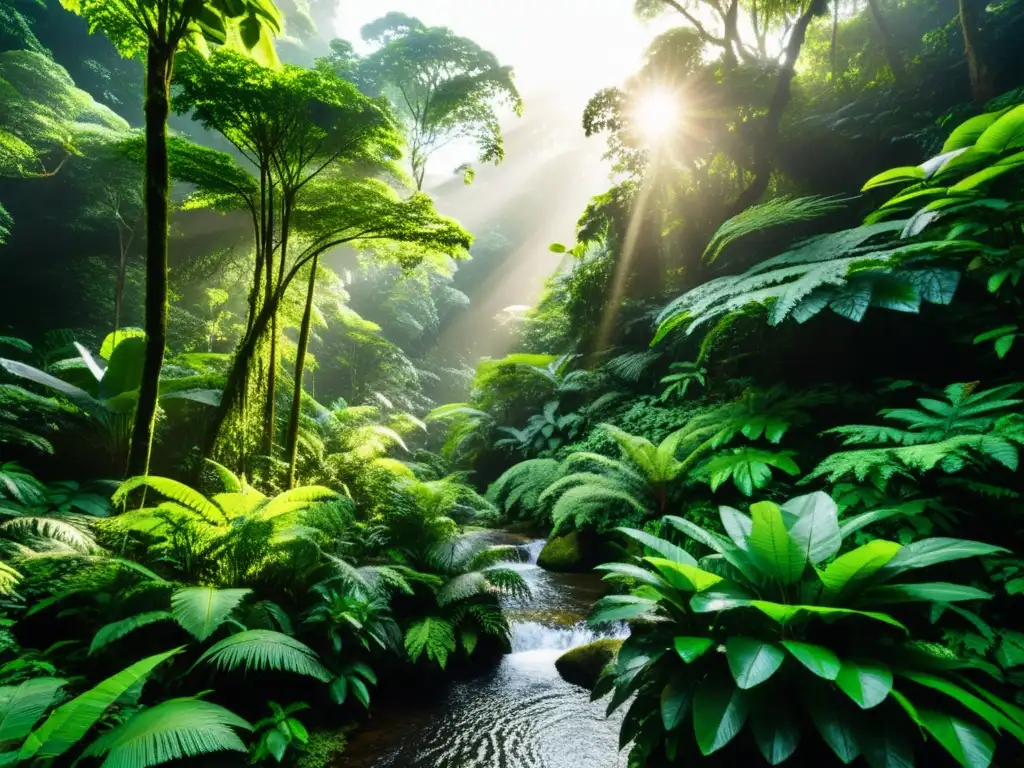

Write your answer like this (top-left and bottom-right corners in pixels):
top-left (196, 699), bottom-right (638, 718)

top-left (592, 491), bottom-right (1022, 766)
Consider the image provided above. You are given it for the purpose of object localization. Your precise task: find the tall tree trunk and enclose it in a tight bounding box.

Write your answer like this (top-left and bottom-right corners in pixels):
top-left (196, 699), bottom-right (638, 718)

top-left (864, 0), bottom-right (906, 83)
top-left (262, 185), bottom-right (278, 457)
top-left (285, 254), bottom-right (318, 488)
top-left (959, 0), bottom-right (995, 104)
top-left (126, 44), bottom-right (172, 478)
top-left (729, 0), bottom-right (827, 216)
top-left (830, 0), bottom-right (840, 80)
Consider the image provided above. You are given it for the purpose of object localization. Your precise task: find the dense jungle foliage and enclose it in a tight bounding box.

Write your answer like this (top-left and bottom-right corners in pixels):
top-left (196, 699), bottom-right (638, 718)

top-left (2, 0), bottom-right (1024, 765)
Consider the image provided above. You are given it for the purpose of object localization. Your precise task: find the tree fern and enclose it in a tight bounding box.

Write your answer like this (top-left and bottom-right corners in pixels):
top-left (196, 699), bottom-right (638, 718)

top-left (603, 350), bottom-right (662, 381)
top-left (89, 612), bottom-right (174, 655)
top-left (404, 617), bottom-right (456, 669)
top-left (81, 697), bottom-right (251, 768)
top-left (170, 587), bottom-right (251, 642)
top-left (19, 649), bottom-right (182, 761)
top-left (195, 630), bottom-right (331, 681)
top-left (204, 459), bottom-right (241, 493)
top-left (702, 194), bottom-right (850, 263)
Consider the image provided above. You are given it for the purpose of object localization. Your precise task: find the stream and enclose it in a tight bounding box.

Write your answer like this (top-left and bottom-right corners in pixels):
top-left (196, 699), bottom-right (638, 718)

top-left (339, 536), bottom-right (629, 768)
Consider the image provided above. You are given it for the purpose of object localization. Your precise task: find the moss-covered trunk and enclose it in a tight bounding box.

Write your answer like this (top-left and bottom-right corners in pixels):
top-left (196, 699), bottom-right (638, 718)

top-left (285, 253), bottom-right (318, 488)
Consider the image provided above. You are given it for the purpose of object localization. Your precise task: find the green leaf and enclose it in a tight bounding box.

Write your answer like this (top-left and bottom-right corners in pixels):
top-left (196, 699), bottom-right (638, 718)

top-left (974, 104), bottom-right (1024, 154)
top-left (751, 698), bottom-right (800, 765)
top-left (328, 676), bottom-right (347, 705)
top-left (919, 708), bottom-right (994, 768)
top-left (878, 538), bottom-right (1008, 580)
top-left (674, 637), bottom-right (714, 663)
top-left (81, 697), bottom-right (251, 768)
top-left (862, 166), bottom-right (926, 190)
top-left (995, 334), bottom-right (1015, 359)
top-left (692, 674), bottom-right (750, 755)
top-left (747, 501), bottom-right (806, 584)
top-left (819, 540), bottom-right (902, 598)
top-left (941, 109), bottom-right (1012, 152)
top-left (643, 557), bottom-right (722, 592)
top-left (897, 671), bottom-right (1024, 740)
top-left (196, 630), bottom-right (331, 681)
top-left (589, 595), bottom-right (659, 624)
top-left (20, 649), bottom-right (182, 760)
top-left (808, 691), bottom-right (861, 763)
top-left (864, 582), bottom-right (992, 604)
top-left (780, 491), bottom-right (841, 565)
top-left (689, 584), bottom-right (754, 612)
top-left (89, 612), bottom-right (174, 655)
top-left (0, 678), bottom-right (66, 744)
top-left (660, 676), bottom-right (691, 730)
top-left (726, 637), bottom-right (785, 689)
top-left (781, 641), bottom-right (841, 680)
top-left (836, 660), bottom-right (893, 709)
top-left (171, 587), bottom-right (251, 643)
top-left (718, 506), bottom-right (752, 549)
top-left (615, 527), bottom-right (697, 566)
top-left (751, 601), bottom-right (906, 631)
top-left (266, 728), bottom-right (288, 762)
top-left (349, 677), bottom-right (370, 708)
top-left (403, 617), bottom-right (456, 669)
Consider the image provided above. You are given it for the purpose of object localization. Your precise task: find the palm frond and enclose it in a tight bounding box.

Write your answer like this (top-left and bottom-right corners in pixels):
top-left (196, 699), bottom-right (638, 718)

top-left (0, 678), bottom-right (66, 744)
top-left (195, 630), bottom-right (331, 681)
top-left (170, 587), bottom-right (251, 642)
top-left (81, 697), bottom-right (251, 768)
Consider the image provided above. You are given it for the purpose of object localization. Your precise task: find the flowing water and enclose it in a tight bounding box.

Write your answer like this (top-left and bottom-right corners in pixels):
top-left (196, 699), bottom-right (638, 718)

top-left (339, 535), bottom-right (629, 768)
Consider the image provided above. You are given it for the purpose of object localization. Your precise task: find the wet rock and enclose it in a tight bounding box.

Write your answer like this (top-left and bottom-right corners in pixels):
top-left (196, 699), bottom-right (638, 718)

top-left (555, 638), bottom-right (623, 690)
top-left (537, 531), bottom-right (585, 571)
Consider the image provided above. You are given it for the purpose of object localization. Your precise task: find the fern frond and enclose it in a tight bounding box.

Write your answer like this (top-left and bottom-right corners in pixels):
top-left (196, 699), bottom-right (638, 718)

top-left (603, 350), bottom-right (661, 381)
top-left (113, 477), bottom-right (224, 525)
top-left (436, 573), bottom-right (487, 606)
top-left (404, 617), bottom-right (456, 669)
top-left (550, 485), bottom-right (648, 534)
top-left (204, 460), bottom-right (241, 493)
top-left (703, 195), bottom-right (850, 263)
top-left (482, 567), bottom-right (530, 601)
top-left (1, 516), bottom-right (98, 553)
top-left (82, 697), bottom-right (251, 768)
top-left (257, 486), bottom-right (337, 520)
top-left (195, 630), bottom-right (331, 681)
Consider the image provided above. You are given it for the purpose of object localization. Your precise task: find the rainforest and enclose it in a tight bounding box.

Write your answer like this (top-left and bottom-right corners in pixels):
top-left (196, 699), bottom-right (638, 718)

top-left (2, 0), bottom-right (1024, 765)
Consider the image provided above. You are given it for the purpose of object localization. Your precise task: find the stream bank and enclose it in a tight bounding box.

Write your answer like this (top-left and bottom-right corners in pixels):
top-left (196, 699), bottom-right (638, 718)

top-left (338, 534), bottom-right (628, 768)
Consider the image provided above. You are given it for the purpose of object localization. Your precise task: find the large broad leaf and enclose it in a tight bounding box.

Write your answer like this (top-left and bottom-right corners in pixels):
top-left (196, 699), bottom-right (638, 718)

top-left (974, 104), bottom-right (1024, 154)
top-left (877, 538), bottom-right (1008, 580)
top-left (808, 689), bottom-right (861, 763)
top-left (862, 166), bottom-right (925, 190)
top-left (692, 673), bottom-right (750, 755)
top-left (819, 540), bottom-right (902, 598)
top-left (689, 584), bottom-right (754, 613)
top-left (864, 582), bottom-right (992, 604)
top-left (780, 492), bottom-right (841, 565)
top-left (942, 108), bottom-right (1012, 152)
top-left (590, 595), bottom-right (660, 624)
top-left (89, 612), bottom-right (174, 655)
top-left (674, 637), bottom-right (714, 663)
top-left (918, 708), bottom-right (995, 768)
top-left (660, 676), bottom-right (692, 731)
top-left (751, 698), bottom-right (800, 765)
top-left (616, 527), bottom-right (697, 566)
top-left (858, 723), bottom-right (915, 768)
top-left (751, 601), bottom-right (906, 631)
top-left (726, 637), bottom-right (785, 689)
top-left (718, 506), bottom-right (753, 549)
top-left (0, 678), bottom-right (66, 744)
top-left (747, 502), bottom-right (806, 584)
top-left (19, 649), bottom-right (182, 760)
top-left (643, 557), bottom-right (722, 592)
top-left (781, 641), bottom-right (841, 680)
top-left (838, 507), bottom-right (912, 538)
top-left (81, 697), bottom-right (251, 768)
top-left (835, 660), bottom-right (892, 709)
top-left (195, 630), bottom-right (331, 681)
top-left (99, 336), bottom-right (146, 398)
top-left (171, 587), bottom-right (251, 643)
top-left (664, 515), bottom-right (761, 582)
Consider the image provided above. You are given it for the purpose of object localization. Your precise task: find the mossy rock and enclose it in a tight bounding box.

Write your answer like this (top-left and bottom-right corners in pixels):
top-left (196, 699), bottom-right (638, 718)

top-left (296, 728), bottom-right (347, 768)
top-left (537, 532), bottom-right (585, 571)
top-left (555, 638), bottom-right (623, 691)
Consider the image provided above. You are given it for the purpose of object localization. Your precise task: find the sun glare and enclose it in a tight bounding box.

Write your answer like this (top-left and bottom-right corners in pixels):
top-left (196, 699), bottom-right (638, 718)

top-left (632, 87), bottom-right (680, 145)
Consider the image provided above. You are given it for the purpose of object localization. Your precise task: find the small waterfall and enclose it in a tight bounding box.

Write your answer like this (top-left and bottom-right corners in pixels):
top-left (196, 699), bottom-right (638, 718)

top-left (510, 620), bottom-right (629, 653)
top-left (517, 539), bottom-right (546, 565)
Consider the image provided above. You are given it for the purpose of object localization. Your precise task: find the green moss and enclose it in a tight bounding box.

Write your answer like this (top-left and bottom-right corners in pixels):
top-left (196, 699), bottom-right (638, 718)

top-left (296, 728), bottom-right (348, 768)
top-left (555, 638), bottom-right (623, 690)
top-left (537, 532), bottom-right (584, 571)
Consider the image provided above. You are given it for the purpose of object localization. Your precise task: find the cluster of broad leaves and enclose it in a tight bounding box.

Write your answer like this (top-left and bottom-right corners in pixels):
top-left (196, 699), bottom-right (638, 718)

top-left (591, 492), bottom-right (1021, 766)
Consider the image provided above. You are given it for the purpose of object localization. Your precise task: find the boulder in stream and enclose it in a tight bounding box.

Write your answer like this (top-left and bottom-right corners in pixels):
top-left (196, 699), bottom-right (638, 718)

top-left (555, 638), bottom-right (623, 690)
